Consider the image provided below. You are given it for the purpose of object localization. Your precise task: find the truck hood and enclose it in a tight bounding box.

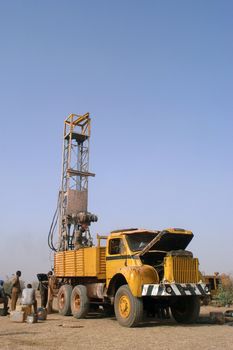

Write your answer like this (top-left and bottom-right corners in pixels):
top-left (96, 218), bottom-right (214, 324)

top-left (137, 229), bottom-right (194, 256)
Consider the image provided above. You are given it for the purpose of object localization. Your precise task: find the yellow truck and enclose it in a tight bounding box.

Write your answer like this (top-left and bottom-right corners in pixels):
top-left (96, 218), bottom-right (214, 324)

top-left (202, 274), bottom-right (222, 305)
top-left (54, 227), bottom-right (210, 327)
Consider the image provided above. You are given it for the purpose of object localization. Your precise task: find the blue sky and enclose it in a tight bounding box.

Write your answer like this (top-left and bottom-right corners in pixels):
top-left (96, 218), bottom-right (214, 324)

top-left (0, 0), bottom-right (232, 282)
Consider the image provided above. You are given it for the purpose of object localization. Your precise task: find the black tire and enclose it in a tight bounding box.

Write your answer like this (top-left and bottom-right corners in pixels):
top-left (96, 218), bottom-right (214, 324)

top-left (114, 284), bottom-right (143, 327)
top-left (57, 284), bottom-right (72, 316)
top-left (71, 285), bottom-right (89, 319)
top-left (171, 296), bottom-right (200, 324)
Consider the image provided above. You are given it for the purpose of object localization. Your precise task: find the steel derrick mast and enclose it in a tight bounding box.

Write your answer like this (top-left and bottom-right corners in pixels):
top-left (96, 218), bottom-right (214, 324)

top-left (51, 113), bottom-right (97, 252)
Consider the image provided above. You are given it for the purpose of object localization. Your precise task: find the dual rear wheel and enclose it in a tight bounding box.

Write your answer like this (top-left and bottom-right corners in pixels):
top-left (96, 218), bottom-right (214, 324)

top-left (57, 284), bottom-right (89, 318)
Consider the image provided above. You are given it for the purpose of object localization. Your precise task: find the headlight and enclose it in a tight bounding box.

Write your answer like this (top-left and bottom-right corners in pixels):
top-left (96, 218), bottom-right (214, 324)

top-left (165, 286), bottom-right (172, 294)
top-left (204, 286), bottom-right (209, 293)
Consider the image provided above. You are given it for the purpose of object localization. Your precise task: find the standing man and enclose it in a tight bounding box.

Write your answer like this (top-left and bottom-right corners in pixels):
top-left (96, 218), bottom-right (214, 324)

top-left (11, 270), bottom-right (21, 311)
top-left (37, 271), bottom-right (52, 308)
top-left (0, 280), bottom-right (8, 315)
top-left (47, 271), bottom-right (56, 314)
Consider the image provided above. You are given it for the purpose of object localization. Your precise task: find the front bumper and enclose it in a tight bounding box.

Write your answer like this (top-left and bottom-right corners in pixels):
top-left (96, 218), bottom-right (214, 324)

top-left (142, 283), bottom-right (210, 297)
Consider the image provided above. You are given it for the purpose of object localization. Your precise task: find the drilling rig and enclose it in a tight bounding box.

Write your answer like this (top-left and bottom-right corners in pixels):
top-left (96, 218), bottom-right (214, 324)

top-left (48, 112), bottom-right (209, 328)
top-left (48, 113), bottom-right (97, 252)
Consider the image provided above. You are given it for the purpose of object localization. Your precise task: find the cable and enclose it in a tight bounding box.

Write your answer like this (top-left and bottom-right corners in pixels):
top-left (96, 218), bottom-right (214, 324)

top-left (48, 192), bottom-right (61, 252)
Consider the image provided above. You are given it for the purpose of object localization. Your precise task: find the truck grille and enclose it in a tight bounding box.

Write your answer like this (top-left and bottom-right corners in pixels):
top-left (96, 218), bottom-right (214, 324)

top-left (164, 256), bottom-right (199, 283)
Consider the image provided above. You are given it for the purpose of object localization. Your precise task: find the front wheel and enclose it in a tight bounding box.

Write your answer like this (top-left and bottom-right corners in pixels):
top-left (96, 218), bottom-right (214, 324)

top-left (171, 296), bottom-right (200, 324)
top-left (114, 284), bottom-right (143, 327)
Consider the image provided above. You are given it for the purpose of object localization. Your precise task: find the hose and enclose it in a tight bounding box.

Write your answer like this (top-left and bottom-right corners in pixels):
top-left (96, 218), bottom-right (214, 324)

top-left (48, 192), bottom-right (61, 252)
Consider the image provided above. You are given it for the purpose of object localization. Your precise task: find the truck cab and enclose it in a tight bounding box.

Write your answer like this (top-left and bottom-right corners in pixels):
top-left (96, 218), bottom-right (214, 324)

top-left (104, 228), bottom-right (209, 326)
top-left (106, 227), bottom-right (202, 294)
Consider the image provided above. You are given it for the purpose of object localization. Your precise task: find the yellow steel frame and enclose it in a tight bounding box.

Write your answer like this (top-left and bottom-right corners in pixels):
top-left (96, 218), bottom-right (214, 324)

top-left (64, 113), bottom-right (91, 138)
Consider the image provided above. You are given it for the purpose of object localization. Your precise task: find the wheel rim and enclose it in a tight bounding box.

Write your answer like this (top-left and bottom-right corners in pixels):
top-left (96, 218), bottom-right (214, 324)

top-left (73, 292), bottom-right (81, 312)
top-left (119, 295), bottom-right (131, 318)
top-left (59, 292), bottom-right (65, 309)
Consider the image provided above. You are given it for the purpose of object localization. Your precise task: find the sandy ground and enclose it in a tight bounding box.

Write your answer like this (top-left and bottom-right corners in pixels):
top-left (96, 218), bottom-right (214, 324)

top-left (0, 302), bottom-right (232, 350)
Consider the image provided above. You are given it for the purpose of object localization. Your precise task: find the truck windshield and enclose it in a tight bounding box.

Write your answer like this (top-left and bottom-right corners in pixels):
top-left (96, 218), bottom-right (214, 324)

top-left (126, 233), bottom-right (157, 252)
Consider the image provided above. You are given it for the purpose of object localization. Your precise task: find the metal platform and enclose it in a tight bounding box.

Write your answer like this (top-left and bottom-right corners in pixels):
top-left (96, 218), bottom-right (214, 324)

top-left (64, 132), bottom-right (88, 143)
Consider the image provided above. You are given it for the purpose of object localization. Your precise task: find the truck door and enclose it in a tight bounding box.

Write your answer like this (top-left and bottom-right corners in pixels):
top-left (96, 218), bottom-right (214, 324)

top-left (106, 238), bottom-right (127, 285)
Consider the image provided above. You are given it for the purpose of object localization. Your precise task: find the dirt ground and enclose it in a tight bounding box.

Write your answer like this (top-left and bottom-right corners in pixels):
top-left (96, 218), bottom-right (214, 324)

top-left (0, 302), bottom-right (232, 350)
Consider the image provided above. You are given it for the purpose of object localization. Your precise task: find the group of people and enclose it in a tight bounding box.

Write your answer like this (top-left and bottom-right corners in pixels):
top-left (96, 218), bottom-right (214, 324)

top-left (0, 270), bottom-right (56, 315)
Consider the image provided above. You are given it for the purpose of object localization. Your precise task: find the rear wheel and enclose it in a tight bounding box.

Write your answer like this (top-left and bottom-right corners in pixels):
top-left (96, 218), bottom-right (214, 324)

top-left (57, 285), bottom-right (72, 316)
top-left (114, 285), bottom-right (143, 327)
top-left (171, 296), bottom-right (200, 323)
top-left (71, 285), bottom-right (89, 319)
